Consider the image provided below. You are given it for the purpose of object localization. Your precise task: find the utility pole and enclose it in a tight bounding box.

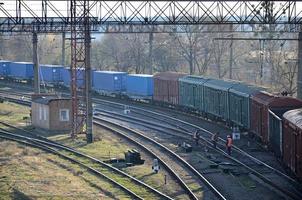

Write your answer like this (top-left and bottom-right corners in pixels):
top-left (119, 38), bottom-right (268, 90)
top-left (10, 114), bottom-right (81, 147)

top-left (297, 32), bottom-right (302, 99)
top-left (149, 32), bottom-right (153, 75)
top-left (61, 32), bottom-right (65, 66)
top-left (0, 33), bottom-right (3, 59)
top-left (32, 32), bottom-right (40, 94)
top-left (229, 34), bottom-right (233, 79)
top-left (259, 39), bottom-right (264, 85)
top-left (85, 13), bottom-right (93, 143)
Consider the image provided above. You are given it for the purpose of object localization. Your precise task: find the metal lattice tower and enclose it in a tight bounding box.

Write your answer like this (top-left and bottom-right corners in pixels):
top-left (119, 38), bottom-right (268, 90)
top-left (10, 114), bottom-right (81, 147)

top-left (70, 0), bottom-right (92, 142)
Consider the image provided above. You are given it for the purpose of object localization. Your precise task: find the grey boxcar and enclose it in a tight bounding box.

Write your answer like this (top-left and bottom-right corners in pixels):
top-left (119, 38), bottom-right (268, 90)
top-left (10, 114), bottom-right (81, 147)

top-left (203, 79), bottom-right (239, 121)
top-left (229, 84), bottom-right (261, 129)
top-left (179, 75), bottom-right (210, 113)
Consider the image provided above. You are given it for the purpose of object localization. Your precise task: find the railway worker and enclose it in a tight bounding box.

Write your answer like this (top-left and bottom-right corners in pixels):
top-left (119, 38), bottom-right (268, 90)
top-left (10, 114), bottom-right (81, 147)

top-left (193, 130), bottom-right (201, 146)
top-left (211, 132), bottom-right (219, 149)
top-left (226, 135), bottom-right (233, 155)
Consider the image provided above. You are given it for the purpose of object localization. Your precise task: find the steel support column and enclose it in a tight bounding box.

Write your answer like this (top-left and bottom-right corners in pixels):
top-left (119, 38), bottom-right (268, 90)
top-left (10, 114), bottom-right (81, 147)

top-left (297, 32), bottom-right (302, 99)
top-left (70, 0), bottom-right (93, 143)
top-left (61, 32), bottom-right (65, 66)
top-left (32, 32), bottom-right (40, 94)
top-left (85, 13), bottom-right (93, 143)
top-left (149, 32), bottom-right (153, 75)
top-left (229, 35), bottom-right (233, 79)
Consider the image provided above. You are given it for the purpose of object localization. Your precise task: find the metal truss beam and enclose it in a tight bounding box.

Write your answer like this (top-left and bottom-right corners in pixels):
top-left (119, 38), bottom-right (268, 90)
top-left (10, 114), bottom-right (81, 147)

top-left (0, 1), bottom-right (302, 33)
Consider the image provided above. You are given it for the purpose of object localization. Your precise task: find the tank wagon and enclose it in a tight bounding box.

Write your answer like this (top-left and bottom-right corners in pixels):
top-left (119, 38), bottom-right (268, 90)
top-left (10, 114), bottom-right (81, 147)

top-left (126, 74), bottom-right (153, 100)
top-left (283, 109), bottom-right (302, 180)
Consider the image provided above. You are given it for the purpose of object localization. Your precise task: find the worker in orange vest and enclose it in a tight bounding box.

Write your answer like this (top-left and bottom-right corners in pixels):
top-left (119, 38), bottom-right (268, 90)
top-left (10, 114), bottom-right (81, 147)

top-left (226, 135), bottom-right (233, 155)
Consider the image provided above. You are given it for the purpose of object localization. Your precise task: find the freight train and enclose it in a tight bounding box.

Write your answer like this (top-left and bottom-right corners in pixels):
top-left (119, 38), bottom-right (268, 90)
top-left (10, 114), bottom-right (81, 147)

top-left (0, 60), bottom-right (301, 181)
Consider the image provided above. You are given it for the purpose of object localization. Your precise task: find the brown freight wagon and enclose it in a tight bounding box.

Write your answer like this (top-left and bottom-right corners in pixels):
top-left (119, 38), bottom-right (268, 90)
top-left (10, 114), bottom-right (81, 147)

top-left (153, 72), bottom-right (186, 105)
top-left (283, 109), bottom-right (302, 181)
top-left (250, 91), bottom-right (302, 143)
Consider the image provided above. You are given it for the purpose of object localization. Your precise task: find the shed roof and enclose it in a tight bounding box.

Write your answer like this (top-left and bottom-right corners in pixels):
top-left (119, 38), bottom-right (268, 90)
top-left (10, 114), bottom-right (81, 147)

top-left (283, 108), bottom-right (302, 129)
top-left (32, 96), bottom-right (70, 105)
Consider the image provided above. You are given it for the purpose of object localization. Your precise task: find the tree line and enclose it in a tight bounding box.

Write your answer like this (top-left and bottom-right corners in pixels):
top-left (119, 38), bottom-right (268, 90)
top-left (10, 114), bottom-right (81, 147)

top-left (0, 25), bottom-right (298, 96)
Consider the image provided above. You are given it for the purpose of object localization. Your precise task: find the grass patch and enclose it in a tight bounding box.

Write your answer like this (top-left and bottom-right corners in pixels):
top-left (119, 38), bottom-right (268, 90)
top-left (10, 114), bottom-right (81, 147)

top-left (0, 101), bottom-right (30, 126)
top-left (0, 102), bottom-right (189, 199)
top-left (0, 140), bottom-right (131, 200)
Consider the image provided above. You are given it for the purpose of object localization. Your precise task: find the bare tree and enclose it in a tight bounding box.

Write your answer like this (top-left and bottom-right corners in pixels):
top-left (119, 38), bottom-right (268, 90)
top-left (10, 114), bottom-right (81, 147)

top-left (173, 25), bottom-right (211, 75)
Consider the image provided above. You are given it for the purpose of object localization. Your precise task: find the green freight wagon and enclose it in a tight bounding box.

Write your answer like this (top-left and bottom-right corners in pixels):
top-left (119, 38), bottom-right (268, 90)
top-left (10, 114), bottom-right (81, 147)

top-left (268, 109), bottom-right (283, 157)
top-left (179, 75), bottom-right (211, 113)
top-left (228, 84), bottom-right (261, 129)
top-left (203, 79), bottom-right (239, 121)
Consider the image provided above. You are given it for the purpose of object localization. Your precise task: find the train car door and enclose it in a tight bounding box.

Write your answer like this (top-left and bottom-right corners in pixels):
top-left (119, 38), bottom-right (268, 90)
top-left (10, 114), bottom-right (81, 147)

top-left (192, 85), bottom-right (196, 107)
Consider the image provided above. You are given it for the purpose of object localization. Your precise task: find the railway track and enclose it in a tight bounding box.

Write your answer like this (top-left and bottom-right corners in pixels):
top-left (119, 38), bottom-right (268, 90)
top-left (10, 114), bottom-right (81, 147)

top-left (93, 98), bottom-right (300, 180)
top-left (1, 87), bottom-right (302, 199)
top-left (0, 122), bottom-right (173, 200)
top-left (93, 116), bottom-right (226, 200)
top-left (93, 100), bottom-right (302, 200)
top-left (0, 90), bottom-right (226, 199)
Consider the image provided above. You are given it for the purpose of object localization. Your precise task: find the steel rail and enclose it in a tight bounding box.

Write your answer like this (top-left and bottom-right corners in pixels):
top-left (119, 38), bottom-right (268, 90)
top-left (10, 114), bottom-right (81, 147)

top-left (1, 87), bottom-right (300, 199)
top-left (0, 87), bottom-right (299, 185)
top-left (0, 131), bottom-right (143, 200)
top-left (93, 103), bottom-right (302, 200)
top-left (0, 123), bottom-right (173, 200)
top-left (94, 116), bottom-right (227, 200)
top-left (95, 98), bottom-right (299, 184)
top-left (1, 88), bottom-right (298, 185)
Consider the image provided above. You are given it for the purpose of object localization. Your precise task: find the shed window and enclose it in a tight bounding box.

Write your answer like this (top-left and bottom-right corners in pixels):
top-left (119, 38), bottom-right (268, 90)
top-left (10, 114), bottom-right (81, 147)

top-left (39, 106), bottom-right (47, 120)
top-left (60, 109), bottom-right (69, 121)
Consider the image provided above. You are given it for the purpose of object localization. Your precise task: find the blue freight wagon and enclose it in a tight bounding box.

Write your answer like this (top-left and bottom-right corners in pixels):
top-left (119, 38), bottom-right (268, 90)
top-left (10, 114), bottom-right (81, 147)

top-left (9, 62), bottom-right (34, 80)
top-left (126, 74), bottom-right (153, 99)
top-left (203, 79), bottom-right (239, 121)
top-left (61, 67), bottom-right (70, 86)
top-left (0, 60), bottom-right (11, 77)
top-left (39, 64), bottom-right (64, 84)
top-left (93, 71), bottom-right (127, 94)
top-left (61, 67), bottom-right (94, 88)
top-left (228, 84), bottom-right (262, 129)
top-left (179, 75), bottom-right (211, 113)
